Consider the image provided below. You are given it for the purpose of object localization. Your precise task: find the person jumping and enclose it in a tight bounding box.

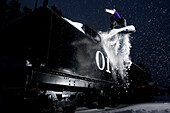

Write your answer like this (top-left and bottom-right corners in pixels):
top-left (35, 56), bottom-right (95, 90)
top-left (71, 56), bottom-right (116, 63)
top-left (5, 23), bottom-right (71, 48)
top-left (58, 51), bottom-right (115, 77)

top-left (107, 9), bottom-right (127, 29)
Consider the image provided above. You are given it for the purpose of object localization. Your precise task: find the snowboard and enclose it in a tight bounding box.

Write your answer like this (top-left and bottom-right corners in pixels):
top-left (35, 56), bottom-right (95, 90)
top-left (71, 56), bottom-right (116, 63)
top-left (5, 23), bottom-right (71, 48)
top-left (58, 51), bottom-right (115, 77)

top-left (108, 25), bottom-right (136, 35)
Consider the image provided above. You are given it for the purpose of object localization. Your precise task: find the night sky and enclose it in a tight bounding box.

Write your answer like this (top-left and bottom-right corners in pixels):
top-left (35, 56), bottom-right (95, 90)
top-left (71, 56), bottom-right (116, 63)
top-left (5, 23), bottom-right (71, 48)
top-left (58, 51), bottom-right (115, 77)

top-left (14, 0), bottom-right (170, 87)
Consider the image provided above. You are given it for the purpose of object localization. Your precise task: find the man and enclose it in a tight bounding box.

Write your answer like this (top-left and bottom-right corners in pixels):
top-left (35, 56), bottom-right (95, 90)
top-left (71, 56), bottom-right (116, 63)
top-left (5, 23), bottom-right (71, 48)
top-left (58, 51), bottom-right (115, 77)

top-left (109, 9), bottom-right (127, 29)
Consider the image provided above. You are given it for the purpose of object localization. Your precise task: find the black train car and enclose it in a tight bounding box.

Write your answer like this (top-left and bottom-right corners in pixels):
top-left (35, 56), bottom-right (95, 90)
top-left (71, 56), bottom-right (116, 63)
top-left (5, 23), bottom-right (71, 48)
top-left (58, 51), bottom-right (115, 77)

top-left (26, 7), bottom-right (113, 89)
top-left (0, 6), bottom-right (154, 112)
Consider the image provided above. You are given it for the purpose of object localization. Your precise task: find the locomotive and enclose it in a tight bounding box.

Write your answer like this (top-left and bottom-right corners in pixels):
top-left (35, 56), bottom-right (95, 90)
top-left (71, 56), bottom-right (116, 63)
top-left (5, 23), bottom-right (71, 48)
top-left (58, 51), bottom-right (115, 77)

top-left (0, 6), bottom-right (154, 112)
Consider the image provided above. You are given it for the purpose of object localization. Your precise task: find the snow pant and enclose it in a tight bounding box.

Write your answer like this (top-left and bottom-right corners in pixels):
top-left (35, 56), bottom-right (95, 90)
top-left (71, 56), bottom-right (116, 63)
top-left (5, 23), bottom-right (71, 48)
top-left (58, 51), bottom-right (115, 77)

top-left (110, 18), bottom-right (127, 29)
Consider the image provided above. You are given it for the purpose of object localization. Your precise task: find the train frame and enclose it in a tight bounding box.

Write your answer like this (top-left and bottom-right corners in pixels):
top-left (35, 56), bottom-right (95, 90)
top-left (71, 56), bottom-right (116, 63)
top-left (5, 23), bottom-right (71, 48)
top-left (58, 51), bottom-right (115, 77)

top-left (0, 6), bottom-right (154, 112)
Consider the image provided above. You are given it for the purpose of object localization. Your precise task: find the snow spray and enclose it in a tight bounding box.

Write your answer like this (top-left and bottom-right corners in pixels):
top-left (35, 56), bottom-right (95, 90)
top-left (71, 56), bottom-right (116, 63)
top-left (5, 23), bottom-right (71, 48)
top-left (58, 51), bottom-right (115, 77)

top-left (99, 29), bottom-right (132, 81)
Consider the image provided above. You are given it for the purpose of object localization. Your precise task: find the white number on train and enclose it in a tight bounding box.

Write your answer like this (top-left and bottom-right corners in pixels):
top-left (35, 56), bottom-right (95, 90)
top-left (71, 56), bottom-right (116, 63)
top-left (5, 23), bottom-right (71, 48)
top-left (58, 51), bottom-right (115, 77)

top-left (95, 51), bottom-right (111, 73)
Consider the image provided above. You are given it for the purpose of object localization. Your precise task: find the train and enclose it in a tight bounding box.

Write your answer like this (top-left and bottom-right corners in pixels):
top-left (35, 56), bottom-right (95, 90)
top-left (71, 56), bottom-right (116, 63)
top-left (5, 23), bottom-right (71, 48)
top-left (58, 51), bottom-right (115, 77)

top-left (0, 6), bottom-right (154, 113)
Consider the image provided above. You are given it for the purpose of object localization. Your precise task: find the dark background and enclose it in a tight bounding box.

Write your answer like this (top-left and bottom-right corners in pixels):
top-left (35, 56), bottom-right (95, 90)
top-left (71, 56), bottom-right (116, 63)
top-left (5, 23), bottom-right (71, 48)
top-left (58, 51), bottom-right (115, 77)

top-left (3, 0), bottom-right (170, 87)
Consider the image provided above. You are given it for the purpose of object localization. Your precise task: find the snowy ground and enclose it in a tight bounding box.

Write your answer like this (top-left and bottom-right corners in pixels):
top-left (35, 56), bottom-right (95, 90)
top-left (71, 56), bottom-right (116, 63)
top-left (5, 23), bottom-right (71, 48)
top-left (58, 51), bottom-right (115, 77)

top-left (76, 96), bottom-right (170, 113)
top-left (76, 103), bottom-right (170, 113)
top-left (104, 103), bottom-right (170, 113)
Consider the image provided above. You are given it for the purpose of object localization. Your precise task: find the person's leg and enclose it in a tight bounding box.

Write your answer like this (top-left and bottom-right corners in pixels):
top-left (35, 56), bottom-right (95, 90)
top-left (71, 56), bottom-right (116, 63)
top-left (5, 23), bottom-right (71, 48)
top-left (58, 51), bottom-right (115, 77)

top-left (110, 21), bottom-right (117, 29)
top-left (117, 18), bottom-right (127, 27)
top-left (122, 18), bottom-right (127, 27)
top-left (110, 22), bottom-right (113, 29)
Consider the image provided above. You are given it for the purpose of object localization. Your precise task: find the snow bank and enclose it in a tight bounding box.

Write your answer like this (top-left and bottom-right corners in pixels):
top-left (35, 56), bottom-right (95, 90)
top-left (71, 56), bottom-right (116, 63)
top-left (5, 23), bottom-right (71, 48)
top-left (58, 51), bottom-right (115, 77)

top-left (63, 17), bottom-right (85, 34)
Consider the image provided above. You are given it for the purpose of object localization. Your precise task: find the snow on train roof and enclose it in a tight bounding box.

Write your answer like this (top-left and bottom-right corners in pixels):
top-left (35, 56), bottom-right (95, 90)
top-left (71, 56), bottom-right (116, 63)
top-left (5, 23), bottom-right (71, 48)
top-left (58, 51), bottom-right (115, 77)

top-left (63, 17), bottom-right (85, 34)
